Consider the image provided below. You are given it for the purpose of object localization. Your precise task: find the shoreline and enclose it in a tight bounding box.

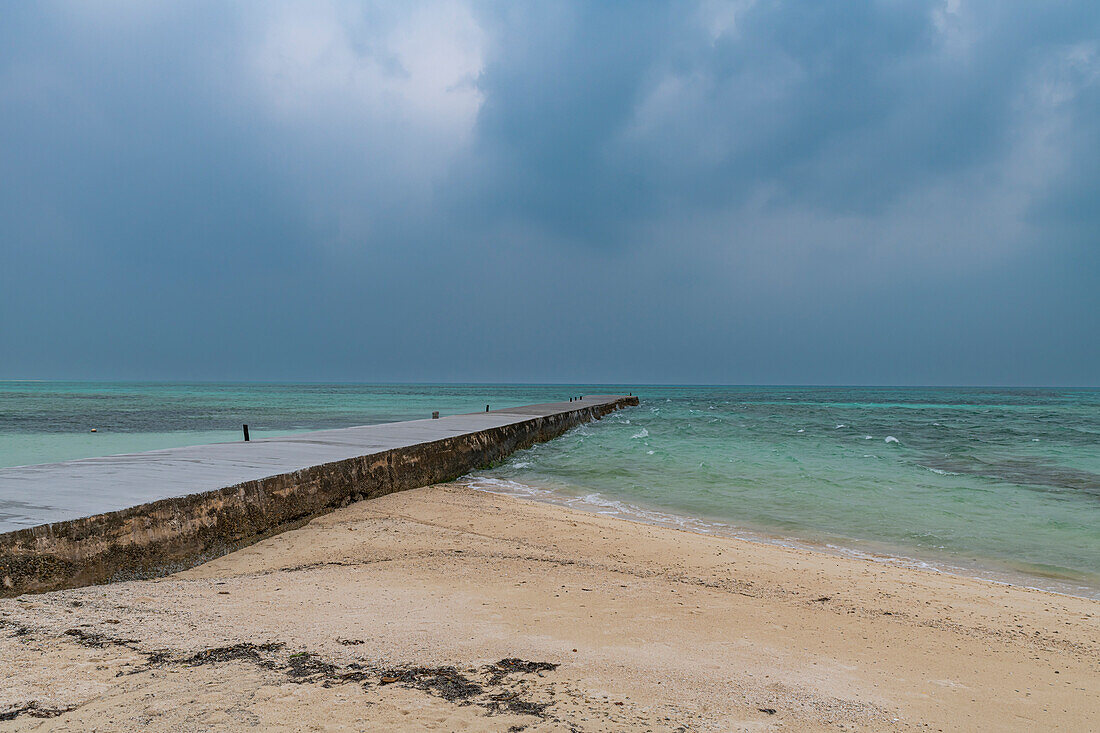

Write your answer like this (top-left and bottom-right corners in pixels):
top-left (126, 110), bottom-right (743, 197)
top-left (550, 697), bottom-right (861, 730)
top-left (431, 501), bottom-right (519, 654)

top-left (2, 482), bottom-right (1097, 731)
top-left (460, 475), bottom-right (1100, 602)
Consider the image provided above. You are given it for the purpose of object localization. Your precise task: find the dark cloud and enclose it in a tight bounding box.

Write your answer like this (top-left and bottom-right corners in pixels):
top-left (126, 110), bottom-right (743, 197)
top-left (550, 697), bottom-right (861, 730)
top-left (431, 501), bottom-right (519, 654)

top-left (0, 1), bottom-right (1097, 384)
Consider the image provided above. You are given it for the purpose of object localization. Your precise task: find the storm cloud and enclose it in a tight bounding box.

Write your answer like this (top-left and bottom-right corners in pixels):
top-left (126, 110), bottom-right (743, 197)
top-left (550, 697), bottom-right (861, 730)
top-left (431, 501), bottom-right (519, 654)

top-left (1, 1), bottom-right (1097, 384)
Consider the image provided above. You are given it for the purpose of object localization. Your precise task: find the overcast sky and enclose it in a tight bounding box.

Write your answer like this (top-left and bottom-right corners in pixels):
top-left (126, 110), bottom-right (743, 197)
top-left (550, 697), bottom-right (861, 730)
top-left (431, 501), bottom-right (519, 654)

top-left (1, 1), bottom-right (1097, 385)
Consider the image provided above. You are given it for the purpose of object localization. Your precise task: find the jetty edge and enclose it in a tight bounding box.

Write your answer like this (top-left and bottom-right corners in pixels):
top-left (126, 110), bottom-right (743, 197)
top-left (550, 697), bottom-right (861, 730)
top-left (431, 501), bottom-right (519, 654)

top-left (0, 395), bottom-right (638, 596)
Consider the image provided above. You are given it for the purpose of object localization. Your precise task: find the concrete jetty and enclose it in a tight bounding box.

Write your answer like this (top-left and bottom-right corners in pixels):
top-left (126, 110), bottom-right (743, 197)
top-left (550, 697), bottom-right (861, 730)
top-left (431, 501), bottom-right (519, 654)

top-left (0, 395), bottom-right (637, 596)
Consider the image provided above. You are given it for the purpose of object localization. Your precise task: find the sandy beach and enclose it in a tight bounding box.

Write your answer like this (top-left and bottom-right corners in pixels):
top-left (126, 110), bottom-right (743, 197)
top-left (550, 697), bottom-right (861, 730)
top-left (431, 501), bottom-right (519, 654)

top-left (1, 482), bottom-right (1097, 731)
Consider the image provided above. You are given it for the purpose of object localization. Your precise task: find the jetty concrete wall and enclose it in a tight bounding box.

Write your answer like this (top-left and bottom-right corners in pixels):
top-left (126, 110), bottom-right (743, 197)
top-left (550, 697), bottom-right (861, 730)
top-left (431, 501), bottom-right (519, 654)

top-left (0, 396), bottom-right (637, 596)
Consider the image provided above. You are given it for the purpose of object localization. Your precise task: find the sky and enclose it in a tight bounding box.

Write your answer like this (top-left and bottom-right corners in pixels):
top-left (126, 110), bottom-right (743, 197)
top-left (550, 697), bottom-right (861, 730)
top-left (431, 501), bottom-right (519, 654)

top-left (1, 1), bottom-right (1097, 385)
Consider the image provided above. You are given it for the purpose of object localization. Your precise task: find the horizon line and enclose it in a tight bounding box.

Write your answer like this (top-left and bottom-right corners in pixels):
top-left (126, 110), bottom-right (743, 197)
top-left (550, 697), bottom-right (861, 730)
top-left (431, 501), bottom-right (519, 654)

top-left (1, 379), bottom-right (1097, 390)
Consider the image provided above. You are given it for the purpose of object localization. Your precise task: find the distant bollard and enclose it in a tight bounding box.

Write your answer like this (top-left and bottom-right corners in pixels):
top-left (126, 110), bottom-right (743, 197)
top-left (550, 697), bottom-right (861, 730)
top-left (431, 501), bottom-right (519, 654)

top-left (432, 411), bottom-right (440, 419)
top-left (243, 424), bottom-right (250, 442)
top-left (486, 405), bottom-right (490, 412)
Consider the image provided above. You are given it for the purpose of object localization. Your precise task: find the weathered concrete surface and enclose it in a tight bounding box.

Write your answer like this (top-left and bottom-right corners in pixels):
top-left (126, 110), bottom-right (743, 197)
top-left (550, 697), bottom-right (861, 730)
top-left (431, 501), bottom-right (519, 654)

top-left (0, 396), bottom-right (637, 596)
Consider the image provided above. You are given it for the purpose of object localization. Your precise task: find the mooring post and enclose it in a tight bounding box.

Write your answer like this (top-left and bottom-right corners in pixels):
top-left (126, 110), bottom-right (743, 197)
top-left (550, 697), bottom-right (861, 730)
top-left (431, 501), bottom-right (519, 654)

top-left (486, 404), bottom-right (489, 412)
top-left (432, 411), bottom-right (439, 419)
top-left (242, 424), bottom-right (250, 442)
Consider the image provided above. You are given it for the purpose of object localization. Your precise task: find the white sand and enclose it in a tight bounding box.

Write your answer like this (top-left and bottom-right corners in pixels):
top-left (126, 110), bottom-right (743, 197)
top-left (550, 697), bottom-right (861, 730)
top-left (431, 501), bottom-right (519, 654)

top-left (2, 483), bottom-right (1097, 731)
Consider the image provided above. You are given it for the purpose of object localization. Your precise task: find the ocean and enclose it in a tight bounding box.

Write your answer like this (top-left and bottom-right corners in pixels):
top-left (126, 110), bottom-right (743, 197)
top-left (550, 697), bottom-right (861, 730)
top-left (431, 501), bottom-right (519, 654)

top-left (2, 382), bottom-right (1098, 598)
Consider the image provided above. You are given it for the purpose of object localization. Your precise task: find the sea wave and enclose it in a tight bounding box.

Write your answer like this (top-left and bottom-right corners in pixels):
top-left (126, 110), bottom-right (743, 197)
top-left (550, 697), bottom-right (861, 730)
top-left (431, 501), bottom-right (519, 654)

top-left (462, 476), bottom-right (735, 536)
top-left (925, 466), bottom-right (960, 476)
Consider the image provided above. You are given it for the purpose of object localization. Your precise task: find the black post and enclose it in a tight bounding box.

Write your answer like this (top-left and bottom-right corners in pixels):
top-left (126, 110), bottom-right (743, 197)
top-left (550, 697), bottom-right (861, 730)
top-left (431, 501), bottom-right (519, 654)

top-left (243, 424), bottom-right (250, 442)
top-left (486, 404), bottom-right (490, 412)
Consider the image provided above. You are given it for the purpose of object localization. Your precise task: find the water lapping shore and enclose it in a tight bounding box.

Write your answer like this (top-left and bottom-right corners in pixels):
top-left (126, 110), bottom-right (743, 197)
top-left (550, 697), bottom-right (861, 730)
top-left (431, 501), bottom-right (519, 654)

top-left (2, 383), bottom-right (1097, 599)
top-left (472, 386), bottom-right (1100, 599)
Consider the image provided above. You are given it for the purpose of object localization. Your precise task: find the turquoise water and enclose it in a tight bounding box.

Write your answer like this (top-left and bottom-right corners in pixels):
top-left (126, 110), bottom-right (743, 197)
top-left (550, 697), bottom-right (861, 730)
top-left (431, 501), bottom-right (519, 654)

top-left (2, 383), bottom-right (1098, 597)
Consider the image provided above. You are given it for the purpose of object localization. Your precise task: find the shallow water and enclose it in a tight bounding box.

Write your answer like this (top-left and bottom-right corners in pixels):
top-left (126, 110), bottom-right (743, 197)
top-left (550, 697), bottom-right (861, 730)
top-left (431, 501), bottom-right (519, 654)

top-left (470, 386), bottom-right (1100, 598)
top-left (2, 382), bottom-right (1098, 597)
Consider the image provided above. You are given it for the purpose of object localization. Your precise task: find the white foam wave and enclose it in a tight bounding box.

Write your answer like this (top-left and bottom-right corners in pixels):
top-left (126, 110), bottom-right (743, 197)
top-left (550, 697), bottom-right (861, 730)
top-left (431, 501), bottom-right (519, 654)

top-left (797, 428), bottom-right (805, 433)
top-left (462, 477), bottom-right (736, 536)
top-left (631, 428), bottom-right (649, 439)
top-left (463, 477), bottom-right (550, 499)
top-left (864, 435), bottom-right (873, 440)
top-left (926, 466), bottom-right (960, 476)
top-left (824, 544), bottom-right (946, 573)
top-left (884, 436), bottom-right (899, 444)
top-left (836, 424), bottom-right (846, 429)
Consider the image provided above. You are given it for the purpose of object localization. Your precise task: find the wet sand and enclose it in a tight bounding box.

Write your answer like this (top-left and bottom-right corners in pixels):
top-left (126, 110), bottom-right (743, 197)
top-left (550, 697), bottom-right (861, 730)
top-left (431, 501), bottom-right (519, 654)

top-left (1, 483), bottom-right (1097, 731)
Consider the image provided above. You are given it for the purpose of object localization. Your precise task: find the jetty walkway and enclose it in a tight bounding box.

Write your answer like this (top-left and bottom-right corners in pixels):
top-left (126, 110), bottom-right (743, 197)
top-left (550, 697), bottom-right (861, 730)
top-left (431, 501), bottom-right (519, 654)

top-left (0, 395), bottom-right (637, 595)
